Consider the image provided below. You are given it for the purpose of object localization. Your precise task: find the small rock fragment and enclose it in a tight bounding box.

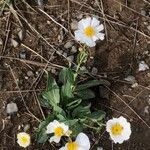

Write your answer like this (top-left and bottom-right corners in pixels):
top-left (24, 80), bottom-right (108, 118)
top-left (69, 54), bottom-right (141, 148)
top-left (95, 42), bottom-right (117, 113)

top-left (63, 52), bottom-right (68, 57)
top-left (11, 39), bottom-right (18, 48)
top-left (67, 55), bottom-right (74, 62)
top-left (97, 147), bottom-right (103, 150)
top-left (138, 61), bottom-right (149, 72)
top-left (141, 10), bottom-right (146, 16)
top-left (144, 106), bottom-right (149, 115)
top-left (91, 67), bottom-right (98, 75)
top-left (27, 71), bottom-right (34, 77)
top-left (64, 41), bottom-right (74, 49)
top-left (124, 75), bottom-right (136, 84)
top-left (131, 83), bottom-right (139, 88)
top-left (18, 30), bottom-right (23, 41)
top-left (24, 124), bottom-right (30, 132)
top-left (51, 68), bottom-right (56, 74)
top-left (19, 49), bottom-right (26, 59)
top-left (71, 20), bottom-right (78, 30)
top-left (6, 102), bottom-right (18, 115)
top-left (70, 46), bottom-right (77, 54)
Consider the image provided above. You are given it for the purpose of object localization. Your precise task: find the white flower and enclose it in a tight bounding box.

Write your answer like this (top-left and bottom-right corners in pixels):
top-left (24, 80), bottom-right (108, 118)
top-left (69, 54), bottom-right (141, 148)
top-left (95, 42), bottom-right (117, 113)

top-left (74, 17), bottom-right (105, 47)
top-left (46, 120), bottom-right (69, 143)
top-left (59, 132), bottom-right (90, 150)
top-left (106, 116), bottom-right (131, 144)
top-left (17, 132), bottom-right (30, 148)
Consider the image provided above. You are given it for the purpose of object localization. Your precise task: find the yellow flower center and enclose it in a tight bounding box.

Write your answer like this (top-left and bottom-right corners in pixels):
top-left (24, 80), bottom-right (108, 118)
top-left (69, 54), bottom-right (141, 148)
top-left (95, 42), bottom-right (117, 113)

top-left (67, 142), bottom-right (78, 150)
top-left (21, 136), bottom-right (28, 144)
top-left (84, 26), bottom-right (95, 37)
top-left (111, 123), bottom-right (124, 136)
top-left (54, 127), bottom-right (64, 137)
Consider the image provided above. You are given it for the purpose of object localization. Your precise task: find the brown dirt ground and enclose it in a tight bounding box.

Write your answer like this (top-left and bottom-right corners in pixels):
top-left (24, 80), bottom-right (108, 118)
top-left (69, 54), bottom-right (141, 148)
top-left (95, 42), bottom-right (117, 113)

top-left (0, 0), bottom-right (150, 149)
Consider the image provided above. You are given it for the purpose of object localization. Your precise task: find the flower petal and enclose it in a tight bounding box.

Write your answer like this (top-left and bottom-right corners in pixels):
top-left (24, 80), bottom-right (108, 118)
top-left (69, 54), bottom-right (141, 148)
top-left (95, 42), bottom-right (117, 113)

top-left (75, 30), bottom-right (84, 42)
top-left (82, 17), bottom-right (92, 28)
top-left (91, 17), bottom-right (100, 27)
top-left (96, 33), bottom-right (105, 40)
top-left (59, 147), bottom-right (65, 150)
top-left (76, 133), bottom-right (90, 150)
top-left (84, 38), bottom-right (96, 47)
top-left (96, 24), bottom-right (104, 32)
top-left (49, 136), bottom-right (61, 143)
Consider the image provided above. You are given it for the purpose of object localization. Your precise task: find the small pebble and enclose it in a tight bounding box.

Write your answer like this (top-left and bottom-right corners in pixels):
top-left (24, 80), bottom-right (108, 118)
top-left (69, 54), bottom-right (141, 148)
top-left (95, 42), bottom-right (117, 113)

top-left (19, 49), bottom-right (26, 59)
top-left (24, 124), bottom-right (30, 132)
top-left (64, 41), bottom-right (74, 49)
top-left (97, 147), bottom-right (103, 150)
top-left (131, 83), bottom-right (139, 88)
top-left (141, 10), bottom-right (146, 16)
top-left (70, 46), bottom-right (77, 54)
top-left (6, 102), bottom-right (18, 115)
top-left (18, 30), bottom-right (23, 41)
top-left (138, 61), bottom-right (149, 72)
top-left (63, 52), bottom-right (68, 57)
top-left (67, 55), bottom-right (74, 62)
top-left (51, 68), bottom-right (56, 74)
top-left (124, 75), bottom-right (136, 84)
top-left (71, 20), bottom-right (78, 30)
top-left (27, 71), bottom-right (34, 77)
top-left (91, 67), bottom-right (98, 75)
top-left (11, 39), bottom-right (18, 48)
top-left (144, 106), bottom-right (149, 115)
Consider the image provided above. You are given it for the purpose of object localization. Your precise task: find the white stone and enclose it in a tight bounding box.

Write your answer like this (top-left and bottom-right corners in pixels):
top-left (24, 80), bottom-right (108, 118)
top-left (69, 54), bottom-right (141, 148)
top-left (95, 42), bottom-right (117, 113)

top-left (138, 61), bottom-right (149, 71)
top-left (64, 41), bottom-right (74, 49)
top-left (11, 39), bottom-right (18, 48)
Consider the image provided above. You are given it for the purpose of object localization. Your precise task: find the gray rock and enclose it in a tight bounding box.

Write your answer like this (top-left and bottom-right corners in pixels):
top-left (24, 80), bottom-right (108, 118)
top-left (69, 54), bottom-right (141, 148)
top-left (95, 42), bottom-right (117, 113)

top-left (11, 39), bottom-right (18, 48)
top-left (27, 71), bottom-right (34, 77)
top-left (6, 102), bottom-right (18, 115)
top-left (63, 52), bottom-right (68, 57)
top-left (67, 55), bottom-right (74, 62)
top-left (64, 41), bottom-right (74, 49)
top-left (71, 20), bottom-right (78, 30)
top-left (19, 49), bottom-right (26, 59)
top-left (51, 68), bottom-right (56, 74)
top-left (91, 67), bottom-right (98, 75)
top-left (141, 10), bottom-right (146, 16)
top-left (124, 75), bottom-right (136, 84)
top-left (18, 30), bottom-right (23, 41)
top-left (70, 46), bottom-right (77, 54)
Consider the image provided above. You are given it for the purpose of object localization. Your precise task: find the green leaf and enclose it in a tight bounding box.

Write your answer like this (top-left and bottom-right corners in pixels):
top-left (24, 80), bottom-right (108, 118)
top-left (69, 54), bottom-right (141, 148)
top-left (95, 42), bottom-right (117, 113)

top-left (72, 105), bottom-right (91, 118)
top-left (77, 50), bottom-right (88, 65)
top-left (59, 67), bottom-right (74, 84)
top-left (36, 115), bottom-right (55, 143)
top-left (66, 98), bottom-right (82, 109)
top-left (75, 89), bottom-right (95, 100)
top-left (76, 79), bottom-right (111, 91)
top-left (90, 110), bottom-right (106, 121)
top-left (61, 81), bottom-right (74, 101)
top-left (42, 74), bottom-right (60, 107)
